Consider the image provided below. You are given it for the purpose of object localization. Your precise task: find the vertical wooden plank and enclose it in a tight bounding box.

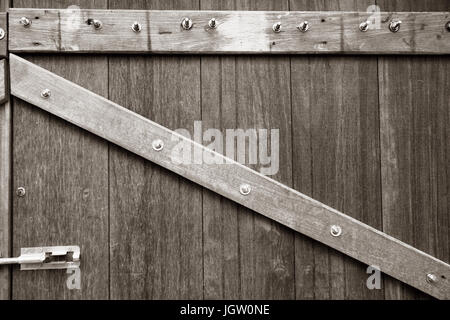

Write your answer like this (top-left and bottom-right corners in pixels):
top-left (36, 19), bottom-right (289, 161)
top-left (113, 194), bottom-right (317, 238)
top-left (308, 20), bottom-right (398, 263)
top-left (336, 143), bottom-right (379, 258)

top-left (12, 0), bottom-right (109, 299)
top-left (378, 0), bottom-right (450, 301)
top-left (0, 0), bottom-right (10, 300)
top-left (200, 0), bottom-right (240, 300)
top-left (108, 0), bottom-right (203, 299)
top-left (290, 0), bottom-right (384, 299)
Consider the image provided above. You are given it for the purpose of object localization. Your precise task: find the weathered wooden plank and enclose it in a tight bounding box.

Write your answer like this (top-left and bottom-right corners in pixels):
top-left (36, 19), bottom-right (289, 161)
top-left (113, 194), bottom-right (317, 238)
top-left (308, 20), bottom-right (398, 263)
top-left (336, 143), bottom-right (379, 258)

top-left (11, 0), bottom-right (109, 302)
top-left (379, 0), bottom-right (450, 300)
top-left (10, 53), bottom-right (450, 299)
top-left (0, 59), bottom-right (6, 104)
top-left (0, 13), bottom-right (6, 58)
top-left (291, 0), bottom-right (384, 300)
top-left (0, 1), bottom-right (10, 301)
top-left (108, 0), bottom-right (203, 300)
top-left (8, 9), bottom-right (450, 54)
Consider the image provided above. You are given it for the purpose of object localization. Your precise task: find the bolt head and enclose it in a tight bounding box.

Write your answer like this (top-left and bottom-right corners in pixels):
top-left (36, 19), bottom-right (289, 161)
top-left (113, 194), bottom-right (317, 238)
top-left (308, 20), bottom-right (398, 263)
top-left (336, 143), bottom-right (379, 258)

top-left (208, 18), bottom-right (217, 29)
top-left (17, 187), bottom-right (26, 197)
top-left (446, 21), bottom-right (450, 32)
top-left (20, 17), bottom-right (31, 27)
top-left (272, 22), bottom-right (282, 33)
top-left (330, 225), bottom-right (342, 237)
top-left (132, 22), bottom-right (142, 33)
top-left (359, 21), bottom-right (369, 32)
top-left (152, 139), bottom-right (164, 151)
top-left (389, 20), bottom-right (401, 32)
top-left (0, 28), bottom-right (5, 40)
top-left (181, 17), bottom-right (193, 30)
top-left (426, 273), bottom-right (438, 283)
top-left (239, 184), bottom-right (251, 195)
top-left (298, 21), bottom-right (309, 32)
top-left (93, 19), bottom-right (103, 30)
top-left (41, 89), bottom-right (51, 98)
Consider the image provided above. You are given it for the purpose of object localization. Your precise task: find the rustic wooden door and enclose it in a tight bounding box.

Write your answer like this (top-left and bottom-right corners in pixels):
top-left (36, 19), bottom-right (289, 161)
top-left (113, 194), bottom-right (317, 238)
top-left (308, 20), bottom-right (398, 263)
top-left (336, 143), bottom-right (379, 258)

top-left (1, 0), bottom-right (448, 299)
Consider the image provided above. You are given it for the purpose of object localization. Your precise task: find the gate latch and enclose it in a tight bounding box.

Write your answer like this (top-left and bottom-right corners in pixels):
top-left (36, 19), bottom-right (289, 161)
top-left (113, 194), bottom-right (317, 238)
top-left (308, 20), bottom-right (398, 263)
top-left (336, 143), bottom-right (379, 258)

top-left (0, 246), bottom-right (80, 270)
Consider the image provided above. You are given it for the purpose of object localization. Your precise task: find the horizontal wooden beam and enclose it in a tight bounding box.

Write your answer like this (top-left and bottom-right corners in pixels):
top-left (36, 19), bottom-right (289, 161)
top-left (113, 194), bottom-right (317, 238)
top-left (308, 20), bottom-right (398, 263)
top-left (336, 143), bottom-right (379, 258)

top-left (8, 9), bottom-right (450, 54)
top-left (9, 53), bottom-right (450, 299)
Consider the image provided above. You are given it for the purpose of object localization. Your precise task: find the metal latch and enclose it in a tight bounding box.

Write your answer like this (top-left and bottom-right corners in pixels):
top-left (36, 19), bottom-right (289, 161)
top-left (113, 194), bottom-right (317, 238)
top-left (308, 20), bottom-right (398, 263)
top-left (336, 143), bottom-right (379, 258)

top-left (0, 246), bottom-right (80, 270)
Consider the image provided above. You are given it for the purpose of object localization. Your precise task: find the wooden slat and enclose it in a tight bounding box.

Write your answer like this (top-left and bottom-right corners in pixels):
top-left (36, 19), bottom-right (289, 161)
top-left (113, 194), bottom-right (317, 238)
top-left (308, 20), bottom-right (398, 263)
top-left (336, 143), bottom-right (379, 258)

top-left (0, 13), bottom-right (6, 58)
top-left (9, 53), bottom-right (450, 299)
top-left (8, 9), bottom-right (450, 54)
top-left (0, 59), bottom-right (6, 103)
top-left (379, 0), bottom-right (450, 300)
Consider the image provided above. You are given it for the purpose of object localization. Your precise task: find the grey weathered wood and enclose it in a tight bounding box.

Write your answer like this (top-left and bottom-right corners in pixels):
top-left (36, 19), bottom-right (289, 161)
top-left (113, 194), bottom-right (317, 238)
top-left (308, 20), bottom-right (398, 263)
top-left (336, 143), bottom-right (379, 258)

top-left (0, 59), bottom-right (6, 104)
top-left (108, 0), bottom-right (203, 300)
top-left (8, 9), bottom-right (450, 54)
top-left (11, 0), bottom-right (109, 302)
top-left (0, 13), bottom-right (6, 58)
top-left (291, 0), bottom-right (384, 300)
top-left (379, 0), bottom-right (450, 301)
top-left (10, 53), bottom-right (450, 299)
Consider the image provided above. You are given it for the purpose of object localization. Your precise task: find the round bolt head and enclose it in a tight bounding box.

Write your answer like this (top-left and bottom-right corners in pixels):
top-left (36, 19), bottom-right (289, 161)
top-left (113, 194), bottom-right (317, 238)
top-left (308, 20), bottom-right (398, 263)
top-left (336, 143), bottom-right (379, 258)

top-left (181, 17), bottom-right (193, 30)
top-left (20, 16), bottom-right (31, 27)
top-left (297, 21), bottom-right (309, 32)
top-left (92, 19), bottom-right (103, 30)
top-left (152, 139), bottom-right (164, 151)
top-left (17, 187), bottom-right (26, 197)
top-left (239, 184), bottom-right (251, 195)
top-left (272, 22), bottom-right (282, 33)
top-left (426, 273), bottom-right (438, 283)
top-left (131, 22), bottom-right (142, 33)
top-left (445, 21), bottom-right (450, 32)
top-left (41, 89), bottom-right (51, 98)
top-left (389, 20), bottom-right (401, 32)
top-left (208, 18), bottom-right (217, 29)
top-left (359, 21), bottom-right (369, 32)
top-left (0, 28), bottom-right (5, 40)
top-left (330, 225), bottom-right (342, 237)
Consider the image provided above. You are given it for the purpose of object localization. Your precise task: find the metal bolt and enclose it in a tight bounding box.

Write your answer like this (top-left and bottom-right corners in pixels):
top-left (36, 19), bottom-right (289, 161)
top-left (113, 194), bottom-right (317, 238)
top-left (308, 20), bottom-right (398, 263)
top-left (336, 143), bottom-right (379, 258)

top-left (17, 187), bottom-right (26, 197)
top-left (152, 139), bottom-right (164, 151)
top-left (239, 184), bottom-right (251, 196)
top-left (446, 21), bottom-right (450, 32)
top-left (389, 20), bottom-right (401, 33)
top-left (92, 19), bottom-right (103, 30)
top-left (131, 22), bottom-right (142, 33)
top-left (208, 18), bottom-right (217, 29)
top-left (359, 21), bottom-right (369, 32)
top-left (41, 89), bottom-right (51, 99)
top-left (272, 22), bottom-right (282, 33)
top-left (297, 21), bottom-right (309, 32)
top-left (181, 17), bottom-right (193, 30)
top-left (0, 28), bottom-right (5, 40)
top-left (20, 17), bottom-right (31, 27)
top-left (426, 273), bottom-right (438, 284)
top-left (330, 225), bottom-right (342, 237)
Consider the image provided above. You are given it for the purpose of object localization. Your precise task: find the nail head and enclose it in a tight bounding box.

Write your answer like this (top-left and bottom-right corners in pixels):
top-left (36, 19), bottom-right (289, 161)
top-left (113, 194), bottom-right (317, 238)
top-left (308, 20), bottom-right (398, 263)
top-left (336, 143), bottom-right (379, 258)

top-left (41, 89), bottom-right (51, 98)
top-left (152, 139), bottom-right (164, 151)
top-left (17, 187), bottom-right (26, 197)
top-left (181, 17), bottom-right (193, 30)
top-left (239, 184), bottom-right (251, 195)
top-left (330, 225), bottom-right (342, 237)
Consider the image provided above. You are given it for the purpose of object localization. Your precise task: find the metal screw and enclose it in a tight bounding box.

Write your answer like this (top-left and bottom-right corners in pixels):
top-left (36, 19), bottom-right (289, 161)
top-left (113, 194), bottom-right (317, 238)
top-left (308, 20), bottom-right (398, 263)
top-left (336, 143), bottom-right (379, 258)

top-left (297, 21), bottom-right (309, 32)
top-left (152, 139), bottom-right (164, 151)
top-left (272, 22), bottom-right (282, 33)
top-left (359, 21), bottom-right (369, 32)
top-left (389, 20), bottom-right (401, 33)
top-left (131, 22), bottom-right (142, 33)
top-left (426, 273), bottom-right (438, 284)
top-left (0, 28), bottom-right (5, 40)
top-left (181, 17), bottom-right (193, 30)
top-left (239, 184), bottom-right (251, 195)
top-left (208, 18), bottom-right (217, 29)
top-left (446, 21), bottom-right (450, 32)
top-left (41, 89), bottom-right (51, 99)
top-left (20, 17), bottom-right (31, 27)
top-left (330, 225), bottom-right (342, 237)
top-left (92, 19), bottom-right (103, 30)
top-left (17, 187), bottom-right (26, 197)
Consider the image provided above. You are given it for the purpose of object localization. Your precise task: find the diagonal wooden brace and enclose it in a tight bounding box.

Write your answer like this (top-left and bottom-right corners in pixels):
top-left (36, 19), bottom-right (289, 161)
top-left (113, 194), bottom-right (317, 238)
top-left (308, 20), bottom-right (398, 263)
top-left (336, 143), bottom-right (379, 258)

top-left (9, 53), bottom-right (450, 299)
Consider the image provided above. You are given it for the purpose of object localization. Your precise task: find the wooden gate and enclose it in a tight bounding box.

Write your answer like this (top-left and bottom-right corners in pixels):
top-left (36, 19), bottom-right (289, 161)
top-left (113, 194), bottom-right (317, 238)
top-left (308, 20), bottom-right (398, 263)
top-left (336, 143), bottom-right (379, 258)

top-left (0, 0), bottom-right (449, 300)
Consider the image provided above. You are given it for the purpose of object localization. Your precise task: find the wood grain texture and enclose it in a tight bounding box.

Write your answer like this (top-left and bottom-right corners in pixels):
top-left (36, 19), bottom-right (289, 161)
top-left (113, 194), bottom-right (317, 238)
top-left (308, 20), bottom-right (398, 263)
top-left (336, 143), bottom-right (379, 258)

top-left (0, 1), bottom-right (10, 301)
top-left (8, 9), bottom-right (450, 54)
top-left (108, 0), bottom-right (203, 300)
top-left (0, 13), bottom-right (6, 58)
top-left (291, 0), bottom-right (384, 300)
top-left (10, 54), bottom-right (450, 299)
top-left (0, 59), bottom-right (6, 104)
top-left (11, 0), bottom-right (109, 300)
